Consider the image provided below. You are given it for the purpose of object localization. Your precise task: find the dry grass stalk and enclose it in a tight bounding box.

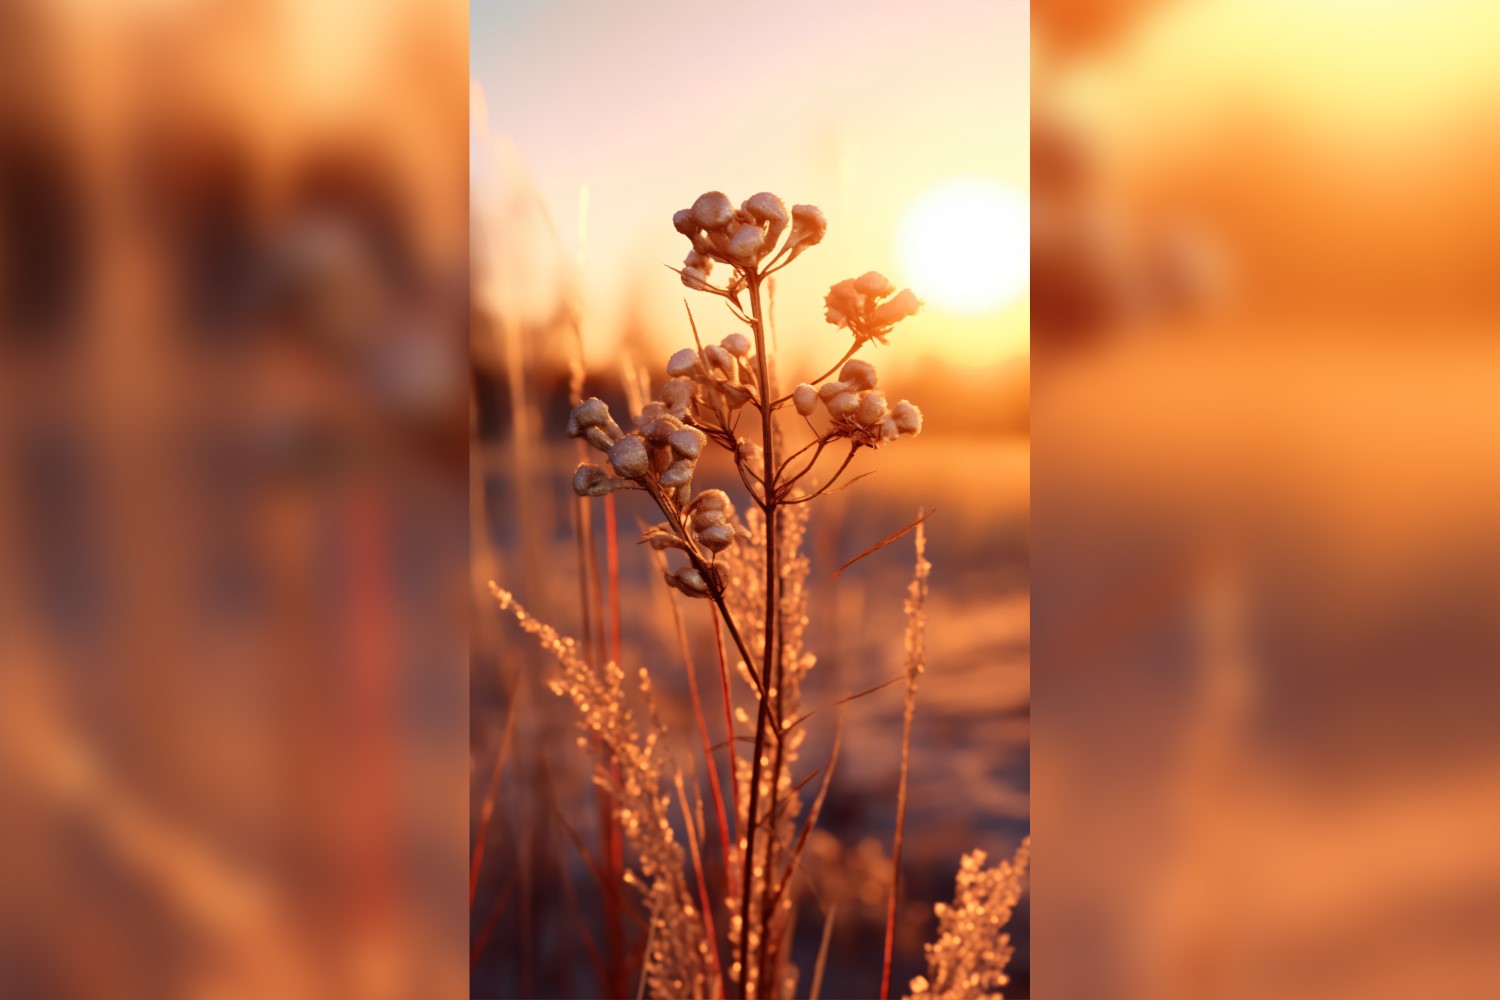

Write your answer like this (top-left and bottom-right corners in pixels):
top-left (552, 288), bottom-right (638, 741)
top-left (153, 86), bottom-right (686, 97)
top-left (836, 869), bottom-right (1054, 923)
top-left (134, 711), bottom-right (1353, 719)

top-left (882, 518), bottom-right (932, 998)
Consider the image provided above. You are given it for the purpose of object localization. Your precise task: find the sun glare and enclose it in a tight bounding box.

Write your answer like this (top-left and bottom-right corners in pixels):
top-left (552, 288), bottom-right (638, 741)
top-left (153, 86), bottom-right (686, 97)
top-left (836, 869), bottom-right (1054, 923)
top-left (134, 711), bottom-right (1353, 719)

top-left (897, 178), bottom-right (1029, 316)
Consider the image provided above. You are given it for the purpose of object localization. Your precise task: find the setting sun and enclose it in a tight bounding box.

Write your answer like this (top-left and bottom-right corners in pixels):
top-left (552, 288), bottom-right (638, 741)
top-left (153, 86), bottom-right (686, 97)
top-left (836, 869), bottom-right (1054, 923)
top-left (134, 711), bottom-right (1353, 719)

top-left (897, 177), bottom-right (1029, 315)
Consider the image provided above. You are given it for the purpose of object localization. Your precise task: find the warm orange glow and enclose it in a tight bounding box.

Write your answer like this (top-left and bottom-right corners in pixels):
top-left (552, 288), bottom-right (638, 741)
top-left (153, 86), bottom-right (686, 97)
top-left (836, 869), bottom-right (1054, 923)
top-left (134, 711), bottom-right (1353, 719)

top-left (897, 178), bottom-right (1029, 316)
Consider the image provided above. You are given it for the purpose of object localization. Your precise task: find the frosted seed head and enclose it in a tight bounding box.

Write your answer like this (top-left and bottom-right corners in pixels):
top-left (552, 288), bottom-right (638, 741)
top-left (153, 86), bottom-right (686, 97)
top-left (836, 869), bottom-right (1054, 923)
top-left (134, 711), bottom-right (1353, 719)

top-left (673, 208), bottom-right (699, 236)
top-left (792, 383), bottom-right (818, 416)
top-left (840, 358), bottom-right (878, 390)
top-left (826, 391), bottom-right (860, 420)
top-left (681, 266), bottom-right (715, 293)
top-left (659, 458), bottom-right (695, 488)
top-left (823, 278), bottom-right (861, 328)
top-left (879, 417), bottom-right (900, 442)
top-left (572, 463), bottom-right (617, 497)
top-left (727, 224), bottom-right (766, 265)
top-left (855, 271), bottom-right (896, 298)
top-left (817, 380), bottom-right (849, 403)
top-left (720, 332), bottom-right (752, 357)
top-left (691, 191), bottom-right (736, 230)
top-left (666, 566), bottom-right (711, 598)
top-left (742, 192), bottom-right (788, 229)
top-left (703, 343), bottom-right (736, 378)
top-left (635, 400), bottom-right (667, 426)
top-left (716, 381), bottom-right (754, 409)
top-left (788, 203), bottom-right (827, 251)
top-left (583, 427), bottom-right (615, 452)
top-left (667, 348), bottom-right (704, 380)
top-left (891, 399), bottom-right (923, 436)
top-left (567, 397), bottom-right (619, 439)
top-left (856, 389), bottom-right (888, 426)
top-left (871, 287), bottom-right (922, 327)
top-left (687, 489), bottom-right (732, 515)
top-left (667, 426), bottom-right (707, 459)
top-left (690, 509), bottom-right (727, 532)
top-left (642, 414), bottom-right (684, 443)
top-left (696, 523), bottom-right (736, 553)
top-left (737, 438), bottom-right (764, 467)
top-left (660, 377), bottom-right (695, 412)
top-left (607, 435), bottom-right (650, 479)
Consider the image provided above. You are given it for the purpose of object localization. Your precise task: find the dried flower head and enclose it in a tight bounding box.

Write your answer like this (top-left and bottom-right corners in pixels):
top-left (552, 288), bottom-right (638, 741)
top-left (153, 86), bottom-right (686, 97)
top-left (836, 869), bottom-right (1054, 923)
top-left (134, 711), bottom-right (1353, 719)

top-left (792, 383), bottom-right (819, 416)
top-left (824, 273), bottom-right (922, 344)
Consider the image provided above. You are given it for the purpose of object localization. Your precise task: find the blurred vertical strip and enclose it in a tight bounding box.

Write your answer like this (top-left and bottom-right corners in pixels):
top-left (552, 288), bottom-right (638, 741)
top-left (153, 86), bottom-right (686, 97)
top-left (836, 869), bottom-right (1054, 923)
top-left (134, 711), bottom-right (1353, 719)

top-left (1032, 1), bottom-right (1500, 999)
top-left (0, 1), bottom-right (470, 997)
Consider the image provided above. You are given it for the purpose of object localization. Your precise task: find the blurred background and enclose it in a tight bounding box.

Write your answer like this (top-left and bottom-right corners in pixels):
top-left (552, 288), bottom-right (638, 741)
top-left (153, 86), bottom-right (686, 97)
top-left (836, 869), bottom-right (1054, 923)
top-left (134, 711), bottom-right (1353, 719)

top-left (1030, 1), bottom-right (1500, 998)
top-left (0, 0), bottom-right (469, 997)
top-left (471, 1), bottom-right (1031, 997)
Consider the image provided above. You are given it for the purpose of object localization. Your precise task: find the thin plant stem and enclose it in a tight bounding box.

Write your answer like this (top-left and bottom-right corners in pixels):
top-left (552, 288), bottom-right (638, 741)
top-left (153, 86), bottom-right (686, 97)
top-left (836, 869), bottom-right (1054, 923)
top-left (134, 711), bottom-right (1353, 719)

top-left (739, 268), bottom-right (779, 1000)
top-left (880, 520), bottom-right (930, 1000)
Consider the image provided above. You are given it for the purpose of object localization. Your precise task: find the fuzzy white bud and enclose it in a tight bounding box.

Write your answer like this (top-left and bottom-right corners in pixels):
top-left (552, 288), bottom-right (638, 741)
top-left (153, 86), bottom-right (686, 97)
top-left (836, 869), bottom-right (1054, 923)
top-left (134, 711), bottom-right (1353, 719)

top-left (787, 204), bottom-right (826, 254)
top-left (673, 209), bottom-right (699, 236)
top-left (826, 391), bottom-right (860, 420)
top-left (854, 271), bottom-right (896, 298)
top-left (642, 414), bottom-right (684, 443)
top-left (856, 389), bottom-right (888, 426)
top-left (817, 380), bottom-right (848, 403)
top-left (660, 378), bottom-right (696, 417)
top-left (688, 490), bottom-right (732, 515)
top-left (871, 288), bottom-right (922, 327)
top-left (567, 397), bottom-right (623, 441)
top-left (691, 191), bottom-right (735, 230)
top-left (727, 224), bottom-right (765, 265)
top-left (667, 348), bottom-right (704, 380)
top-left (879, 418), bottom-right (900, 442)
top-left (840, 359), bottom-right (878, 391)
top-left (720, 332), bottom-right (752, 357)
top-left (702, 343), bottom-right (736, 378)
top-left (742, 192), bottom-right (789, 246)
top-left (737, 438), bottom-right (764, 468)
top-left (608, 435), bottom-right (650, 479)
top-left (667, 426), bottom-right (707, 459)
top-left (696, 523), bottom-right (736, 553)
top-left (572, 464), bottom-right (618, 497)
top-left (891, 400), bottom-right (923, 436)
top-left (792, 383), bottom-right (818, 416)
top-left (660, 458), bottom-right (696, 488)
top-left (666, 566), bottom-right (712, 598)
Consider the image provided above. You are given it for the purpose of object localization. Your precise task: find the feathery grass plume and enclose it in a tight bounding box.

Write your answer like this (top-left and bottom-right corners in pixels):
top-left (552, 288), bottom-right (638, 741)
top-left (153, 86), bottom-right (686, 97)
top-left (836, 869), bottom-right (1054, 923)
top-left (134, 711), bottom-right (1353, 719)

top-left (490, 585), bottom-right (715, 998)
top-left (906, 838), bottom-right (1031, 1000)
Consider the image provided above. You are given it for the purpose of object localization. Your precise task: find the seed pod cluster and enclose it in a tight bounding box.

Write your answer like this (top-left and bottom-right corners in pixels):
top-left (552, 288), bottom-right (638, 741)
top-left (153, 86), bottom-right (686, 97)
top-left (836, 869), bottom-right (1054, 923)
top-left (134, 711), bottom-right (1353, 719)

top-left (794, 359), bottom-right (923, 447)
top-left (666, 330), bottom-right (760, 415)
top-left (823, 271), bottom-right (922, 345)
top-left (672, 190), bottom-right (828, 292)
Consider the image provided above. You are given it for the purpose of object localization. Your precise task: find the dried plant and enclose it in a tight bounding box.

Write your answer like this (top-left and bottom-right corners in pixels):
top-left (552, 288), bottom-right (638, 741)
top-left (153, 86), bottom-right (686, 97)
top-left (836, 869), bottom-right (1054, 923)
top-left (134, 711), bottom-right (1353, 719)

top-left (907, 838), bottom-right (1032, 1000)
top-left (492, 189), bottom-right (1020, 999)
